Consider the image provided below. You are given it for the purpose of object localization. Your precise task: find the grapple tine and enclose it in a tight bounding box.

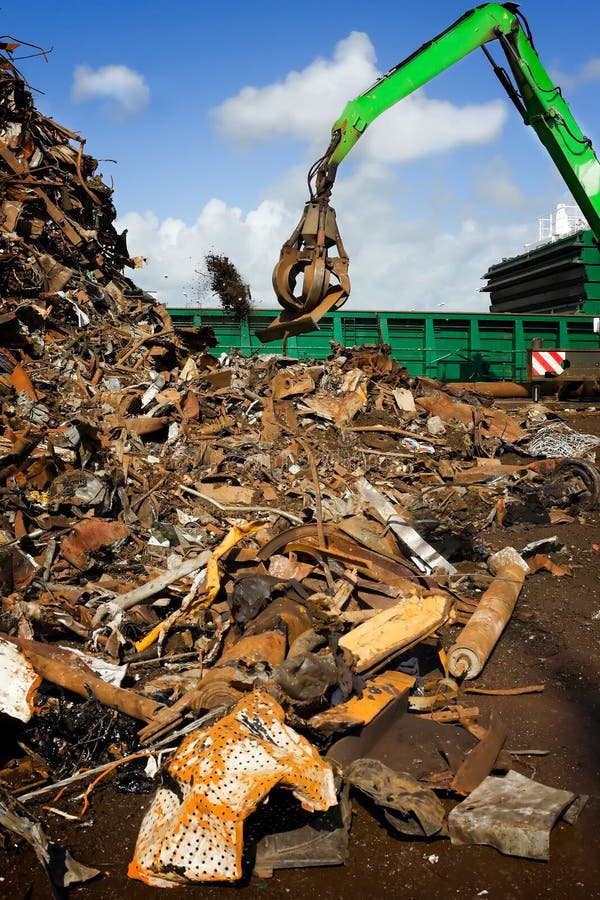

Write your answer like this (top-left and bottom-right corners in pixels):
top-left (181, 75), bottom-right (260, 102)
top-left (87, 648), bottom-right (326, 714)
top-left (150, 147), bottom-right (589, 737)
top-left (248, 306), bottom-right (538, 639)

top-left (269, 198), bottom-right (350, 330)
top-left (256, 287), bottom-right (348, 343)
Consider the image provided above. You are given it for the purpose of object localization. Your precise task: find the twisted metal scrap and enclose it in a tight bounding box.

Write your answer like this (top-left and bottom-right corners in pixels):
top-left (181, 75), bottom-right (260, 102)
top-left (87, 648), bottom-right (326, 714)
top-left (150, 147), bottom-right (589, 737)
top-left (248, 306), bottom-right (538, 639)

top-left (525, 423), bottom-right (600, 458)
top-left (129, 690), bottom-right (337, 886)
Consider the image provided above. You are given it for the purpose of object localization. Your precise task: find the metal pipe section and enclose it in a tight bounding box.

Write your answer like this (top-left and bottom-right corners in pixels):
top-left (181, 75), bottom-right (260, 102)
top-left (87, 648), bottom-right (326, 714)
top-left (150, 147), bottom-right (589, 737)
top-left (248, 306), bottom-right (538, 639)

top-left (446, 381), bottom-right (530, 398)
top-left (447, 547), bottom-right (529, 680)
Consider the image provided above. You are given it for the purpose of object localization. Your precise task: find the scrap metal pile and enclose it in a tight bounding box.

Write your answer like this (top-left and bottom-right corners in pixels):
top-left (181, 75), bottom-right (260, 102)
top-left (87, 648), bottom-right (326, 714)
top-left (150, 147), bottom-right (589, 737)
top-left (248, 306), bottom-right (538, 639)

top-left (1, 41), bottom-right (599, 895)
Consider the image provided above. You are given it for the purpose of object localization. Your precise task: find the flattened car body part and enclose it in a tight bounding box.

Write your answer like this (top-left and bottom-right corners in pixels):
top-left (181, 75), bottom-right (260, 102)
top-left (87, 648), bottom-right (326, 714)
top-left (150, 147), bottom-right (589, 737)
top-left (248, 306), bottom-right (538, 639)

top-left (129, 691), bottom-right (337, 886)
top-left (448, 770), bottom-right (584, 860)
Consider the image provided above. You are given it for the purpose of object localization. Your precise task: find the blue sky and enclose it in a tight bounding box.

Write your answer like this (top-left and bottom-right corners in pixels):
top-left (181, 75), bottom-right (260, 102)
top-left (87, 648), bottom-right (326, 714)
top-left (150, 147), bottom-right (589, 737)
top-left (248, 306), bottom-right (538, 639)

top-left (3, 0), bottom-right (600, 310)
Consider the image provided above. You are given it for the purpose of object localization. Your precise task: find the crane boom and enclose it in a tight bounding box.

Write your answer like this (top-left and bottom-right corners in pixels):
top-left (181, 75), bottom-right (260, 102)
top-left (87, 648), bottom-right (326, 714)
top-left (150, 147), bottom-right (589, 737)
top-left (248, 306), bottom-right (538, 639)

top-left (261, 3), bottom-right (600, 342)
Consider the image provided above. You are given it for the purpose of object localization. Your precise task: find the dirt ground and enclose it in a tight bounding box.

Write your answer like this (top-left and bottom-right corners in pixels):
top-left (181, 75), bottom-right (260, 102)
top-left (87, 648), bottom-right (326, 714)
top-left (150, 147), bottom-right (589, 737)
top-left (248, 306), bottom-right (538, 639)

top-left (1, 404), bottom-right (599, 900)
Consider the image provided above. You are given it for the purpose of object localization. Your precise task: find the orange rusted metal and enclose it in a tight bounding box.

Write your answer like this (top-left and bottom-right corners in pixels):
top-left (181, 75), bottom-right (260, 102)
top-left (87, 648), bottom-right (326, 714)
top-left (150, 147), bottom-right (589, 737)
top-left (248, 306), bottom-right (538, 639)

top-left (129, 690), bottom-right (337, 886)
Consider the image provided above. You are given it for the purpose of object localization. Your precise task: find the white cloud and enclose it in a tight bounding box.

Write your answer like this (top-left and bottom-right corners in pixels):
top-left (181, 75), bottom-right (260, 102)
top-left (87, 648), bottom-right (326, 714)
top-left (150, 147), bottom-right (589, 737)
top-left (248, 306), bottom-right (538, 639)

top-left (360, 93), bottom-right (506, 165)
top-left (118, 198), bottom-right (290, 307)
top-left (551, 57), bottom-right (600, 91)
top-left (580, 58), bottom-right (600, 82)
top-left (212, 31), bottom-right (508, 164)
top-left (118, 166), bottom-right (531, 314)
top-left (473, 156), bottom-right (529, 211)
top-left (313, 164), bottom-right (531, 311)
top-left (71, 64), bottom-right (149, 119)
top-left (212, 33), bottom-right (375, 146)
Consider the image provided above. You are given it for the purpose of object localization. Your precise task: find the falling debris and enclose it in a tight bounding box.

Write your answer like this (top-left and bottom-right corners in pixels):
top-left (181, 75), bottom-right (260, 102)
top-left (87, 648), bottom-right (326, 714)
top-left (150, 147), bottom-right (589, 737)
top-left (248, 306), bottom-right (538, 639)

top-left (203, 252), bottom-right (253, 318)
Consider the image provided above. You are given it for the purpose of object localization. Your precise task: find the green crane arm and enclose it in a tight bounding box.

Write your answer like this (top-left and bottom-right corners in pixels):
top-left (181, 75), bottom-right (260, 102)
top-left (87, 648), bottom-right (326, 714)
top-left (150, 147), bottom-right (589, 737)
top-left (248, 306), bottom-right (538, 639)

top-left (266, 2), bottom-right (600, 341)
top-left (315, 2), bottom-right (600, 240)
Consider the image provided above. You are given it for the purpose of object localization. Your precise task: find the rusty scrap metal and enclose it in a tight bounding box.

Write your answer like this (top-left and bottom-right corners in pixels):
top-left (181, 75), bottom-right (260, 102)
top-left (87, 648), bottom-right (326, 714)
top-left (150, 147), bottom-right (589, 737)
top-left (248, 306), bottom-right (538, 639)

top-left (0, 36), bottom-right (596, 890)
top-left (447, 547), bottom-right (529, 680)
top-left (262, 199), bottom-right (350, 340)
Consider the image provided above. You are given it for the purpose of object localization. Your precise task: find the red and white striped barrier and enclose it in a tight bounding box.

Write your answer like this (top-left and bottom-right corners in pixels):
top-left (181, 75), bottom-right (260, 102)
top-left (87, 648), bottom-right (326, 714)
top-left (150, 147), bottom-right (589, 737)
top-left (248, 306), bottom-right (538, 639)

top-left (530, 349), bottom-right (566, 377)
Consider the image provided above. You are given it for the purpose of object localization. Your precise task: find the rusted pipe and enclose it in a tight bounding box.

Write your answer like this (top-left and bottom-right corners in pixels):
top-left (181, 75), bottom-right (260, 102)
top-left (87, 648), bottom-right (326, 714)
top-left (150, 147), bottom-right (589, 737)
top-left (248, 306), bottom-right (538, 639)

top-left (446, 381), bottom-right (530, 398)
top-left (447, 547), bottom-right (528, 680)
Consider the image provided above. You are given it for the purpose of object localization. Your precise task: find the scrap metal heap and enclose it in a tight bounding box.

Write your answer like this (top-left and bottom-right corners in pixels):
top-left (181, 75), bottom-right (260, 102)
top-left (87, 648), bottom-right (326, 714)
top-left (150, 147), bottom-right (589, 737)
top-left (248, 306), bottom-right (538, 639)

top-left (0, 42), bottom-right (151, 319)
top-left (0, 41), bottom-right (599, 894)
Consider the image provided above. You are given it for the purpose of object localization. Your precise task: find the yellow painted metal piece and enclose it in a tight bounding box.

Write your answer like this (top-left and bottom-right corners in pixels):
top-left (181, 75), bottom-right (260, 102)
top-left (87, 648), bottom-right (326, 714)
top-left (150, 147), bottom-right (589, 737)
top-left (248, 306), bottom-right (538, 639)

top-left (339, 593), bottom-right (452, 674)
top-left (129, 690), bottom-right (337, 886)
top-left (309, 670), bottom-right (415, 734)
top-left (134, 522), bottom-right (261, 653)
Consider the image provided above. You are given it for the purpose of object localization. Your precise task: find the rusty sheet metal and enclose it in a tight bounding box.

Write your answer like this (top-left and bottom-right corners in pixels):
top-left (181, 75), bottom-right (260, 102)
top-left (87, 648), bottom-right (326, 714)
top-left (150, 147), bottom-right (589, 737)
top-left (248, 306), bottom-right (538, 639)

top-left (527, 554), bottom-right (573, 577)
top-left (337, 514), bottom-right (406, 559)
top-left (450, 458), bottom-right (561, 485)
top-left (8, 363), bottom-right (38, 401)
top-left (0, 543), bottom-right (38, 592)
top-left (219, 630), bottom-right (286, 668)
top-left (297, 391), bottom-right (365, 426)
top-left (193, 481), bottom-right (256, 505)
top-left (269, 369), bottom-right (316, 400)
top-left (0, 636), bottom-right (41, 721)
top-left (344, 758), bottom-right (445, 838)
top-left (447, 381), bottom-right (530, 398)
top-left (123, 415), bottom-right (171, 436)
top-left (243, 596), bottom-right (312, 647)
top-left (257, 524), bottom-right (422, 583)
top-left (449, 770), bottom-right (582, 860)
top-left (416, 393), bottom-right (525, 443)
top-left (0, 198), bottom-right (23, 231)
top-left (129, 691), bottom-right (337, 886)
top-left (284, 539), bottom-right (388, 579)
top-left (309, 671), bottom-right (415, 736)
top-left (329, 691), bottom-right (475, 775)
top-left (268, 553), bottom-right (315, 581)
top-left (450, 712), bottom-right (507, 796)
top-left (60, 518), bottom-right (129, 570)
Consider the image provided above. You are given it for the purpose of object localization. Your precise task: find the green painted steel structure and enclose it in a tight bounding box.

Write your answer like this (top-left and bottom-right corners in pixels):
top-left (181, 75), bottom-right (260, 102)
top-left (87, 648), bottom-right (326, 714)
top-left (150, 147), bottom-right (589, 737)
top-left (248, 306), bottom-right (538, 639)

top-left (483, 228), bottom-right (600, 315)
top-left (167, 307), bottom-right (600, 383)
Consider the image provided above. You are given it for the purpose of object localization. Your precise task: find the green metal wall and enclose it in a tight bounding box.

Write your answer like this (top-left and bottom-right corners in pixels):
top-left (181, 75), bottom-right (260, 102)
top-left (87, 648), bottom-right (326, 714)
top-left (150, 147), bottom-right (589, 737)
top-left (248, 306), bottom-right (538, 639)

top-left (169, 307), bottom-right (600, 383)
top-left (483, 228), bottom-right (600, 315)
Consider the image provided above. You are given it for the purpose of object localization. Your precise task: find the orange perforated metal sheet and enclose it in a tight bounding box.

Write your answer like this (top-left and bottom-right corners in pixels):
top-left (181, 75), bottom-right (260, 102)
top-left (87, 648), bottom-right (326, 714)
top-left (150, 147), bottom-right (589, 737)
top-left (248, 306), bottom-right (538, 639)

top-left (128, 690), bottom-right (337, 886)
